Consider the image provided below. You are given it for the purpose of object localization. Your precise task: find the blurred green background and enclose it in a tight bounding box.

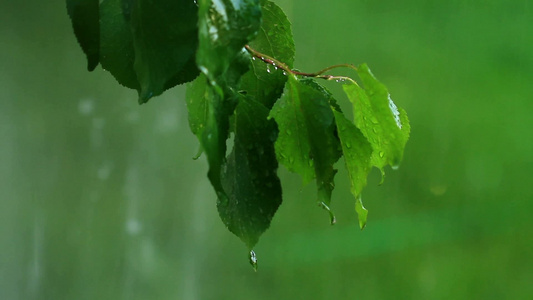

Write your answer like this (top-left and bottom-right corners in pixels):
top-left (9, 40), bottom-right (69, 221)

top-left (1, 0), bottom-right (532, 299)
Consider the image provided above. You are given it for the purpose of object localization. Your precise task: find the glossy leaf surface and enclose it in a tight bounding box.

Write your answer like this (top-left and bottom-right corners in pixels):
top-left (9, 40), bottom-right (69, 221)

top-left (333, 110), bottom-right (372, 228)
top-left (270, 77), bottom-right (341, 221)
top-left (345, 64), bottom-right (410, 175)
top-left (240, 0), bottom-right (295, 109)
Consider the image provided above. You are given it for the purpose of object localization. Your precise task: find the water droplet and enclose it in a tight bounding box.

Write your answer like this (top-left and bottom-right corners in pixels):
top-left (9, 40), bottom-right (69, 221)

top-left (391, 164), bottom-right (400, 170)
top-left (266, 66), bottom-right (271, 73)
top-left (252, 56), bottom-right (256, 61)
top-left (345, 142), bottom-right (352, 149)
top-left (282, 71), bottom-right (287, 76)
top-left (318, 202), bottom-right (336, 225)
top-left (379, 151), bottom-right (385, 158)
top-left (249, 250), bottom-right (258, 271)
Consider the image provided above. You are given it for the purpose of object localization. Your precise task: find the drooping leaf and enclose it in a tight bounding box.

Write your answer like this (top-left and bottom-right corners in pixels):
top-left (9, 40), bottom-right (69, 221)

top-left (100, 0), bottom-right (139, 90)
top-left (66, 0), bottom-right (100, 71)
top-left (186, 74), bottom-right (234, 203)
top-left (130, 0), bottom-right (199, 102)
top-left (100, 0), bottom-right (200, 102)
top-left (333, 110), bottom-right (373, 229)
top-left (220, 96), bottom-right (282, 249)
top-left (270, 76), bottom-right (341, 222)
top-left (240, 0), bottom-right (295, 109)
top-left (193, 0), bottom-right (262, 205)
top-left (344, 64), bottom-right (410, 177)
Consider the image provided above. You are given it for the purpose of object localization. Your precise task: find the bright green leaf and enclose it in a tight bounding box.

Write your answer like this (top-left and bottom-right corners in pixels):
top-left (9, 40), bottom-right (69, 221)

top-left (66, 0), bottom-right (100, 71)
top-left (344, 64), bottom-right (410, 177)
top-left (220, 96), bottom-right (282, 249)
top-left (240, 0), bottom-right (295, 109)
top-left (333, 110), bottom-right (372, 229)
top-left (270, 77), bottom-right (341, 223)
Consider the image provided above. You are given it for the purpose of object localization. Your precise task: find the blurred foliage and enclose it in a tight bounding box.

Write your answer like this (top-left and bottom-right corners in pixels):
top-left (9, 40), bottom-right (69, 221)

top-left (1, 0), bottom-right (532, 299)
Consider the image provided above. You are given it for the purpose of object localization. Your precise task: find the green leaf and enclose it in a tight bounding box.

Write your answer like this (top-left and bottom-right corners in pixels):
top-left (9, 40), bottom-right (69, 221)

top-left (270, 77), bottom-right (341, 223)
top-left (186, 74), bottom-right (233, 203)
top-left (100, 0), bottom-right (139, 90)
top-left (194, 0), bottom-right (262, 206)
top-left (130, 0), bottom-right (199, 102)
top-left (240, 0), bottom-right (295, 109)
top-left (220, 96), bottom-right (282, 249)
top-left (344, 64), bottom-right (410, 177)
top-left (99, 0), bottom-right (199, 103)
top-left (196, 0), bottom-right (261, 84)
top-left (333, 110), bottom-right (372, 229)
top-left (66, 0), bottom-right (100, 71)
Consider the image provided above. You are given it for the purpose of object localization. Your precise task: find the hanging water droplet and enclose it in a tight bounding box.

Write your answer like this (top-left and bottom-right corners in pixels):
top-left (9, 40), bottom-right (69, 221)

top-left (252, 56), bottom-right (256, 61)
top-left (249, 250), bottom-right (258, 271)
top-left (282, 71), bottom-right (287, 76)
top-left (391, 164), bottom-right (399, 170)
top-left (266, 65), bottom-right (271, 73)
top-left (379, 151), bottom-right (385, 158)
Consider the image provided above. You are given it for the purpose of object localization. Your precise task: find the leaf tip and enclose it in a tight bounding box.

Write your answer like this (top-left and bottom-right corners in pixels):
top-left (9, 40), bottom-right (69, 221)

top-left (355, 196), bottom-right (368, 230)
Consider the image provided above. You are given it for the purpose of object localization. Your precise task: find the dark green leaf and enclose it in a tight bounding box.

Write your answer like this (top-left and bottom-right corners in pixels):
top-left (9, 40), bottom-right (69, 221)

top-left (220, 96), bottom-right (282, 249)
top-left (194, 0), bottom-right (262, 206)
top-left (130, 0), bottom-right (199, 102)
top-left (240, 0), bottom-right (295, 109)
top-left (66, 0), bottom-right (100, 71)
top-left (270, 77), bottom-right (341, 222)
top-left (333, 110), bottom-right (372, 229)
top-left (100, 0), bottom-right (199, 103)
top-left (344, 64), bottom-right (410, 177)
top-left (100, 0), bottom-right (139, 90)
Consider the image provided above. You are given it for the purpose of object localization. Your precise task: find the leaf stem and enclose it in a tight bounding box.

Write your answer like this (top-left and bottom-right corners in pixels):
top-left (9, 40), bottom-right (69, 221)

top-left (244, 45), bottom-right (359, 85)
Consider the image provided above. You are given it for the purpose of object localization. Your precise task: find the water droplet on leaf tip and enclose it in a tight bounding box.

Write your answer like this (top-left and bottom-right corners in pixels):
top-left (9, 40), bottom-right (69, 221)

top-left (249, 250), bottom-right (258, 271)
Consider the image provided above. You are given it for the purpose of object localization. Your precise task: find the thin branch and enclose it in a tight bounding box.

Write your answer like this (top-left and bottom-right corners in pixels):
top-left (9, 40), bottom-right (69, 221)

top-left (244, 45), bottom-right (359, 85)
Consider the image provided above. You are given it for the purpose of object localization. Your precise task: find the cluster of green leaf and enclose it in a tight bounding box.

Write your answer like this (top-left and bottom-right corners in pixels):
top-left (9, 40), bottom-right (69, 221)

top-left (67, 0), bottom-right (410, 263)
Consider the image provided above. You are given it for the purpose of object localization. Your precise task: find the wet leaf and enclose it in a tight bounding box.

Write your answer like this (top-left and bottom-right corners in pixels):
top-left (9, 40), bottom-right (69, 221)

top-left (220, 96), bottom-right (282, 249)
top-left (193, 0), bottom-right (262, 207)
top-left (270, 77), bottom-right (341, 220)
top-left (333, 110), bottom-right (372, 229)
top-left (196, 0), bottom-right (261, 84)
top-left (344, 64), bottom-right (410, 177)
top-left (240, 0), bottom-right (295, 109)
